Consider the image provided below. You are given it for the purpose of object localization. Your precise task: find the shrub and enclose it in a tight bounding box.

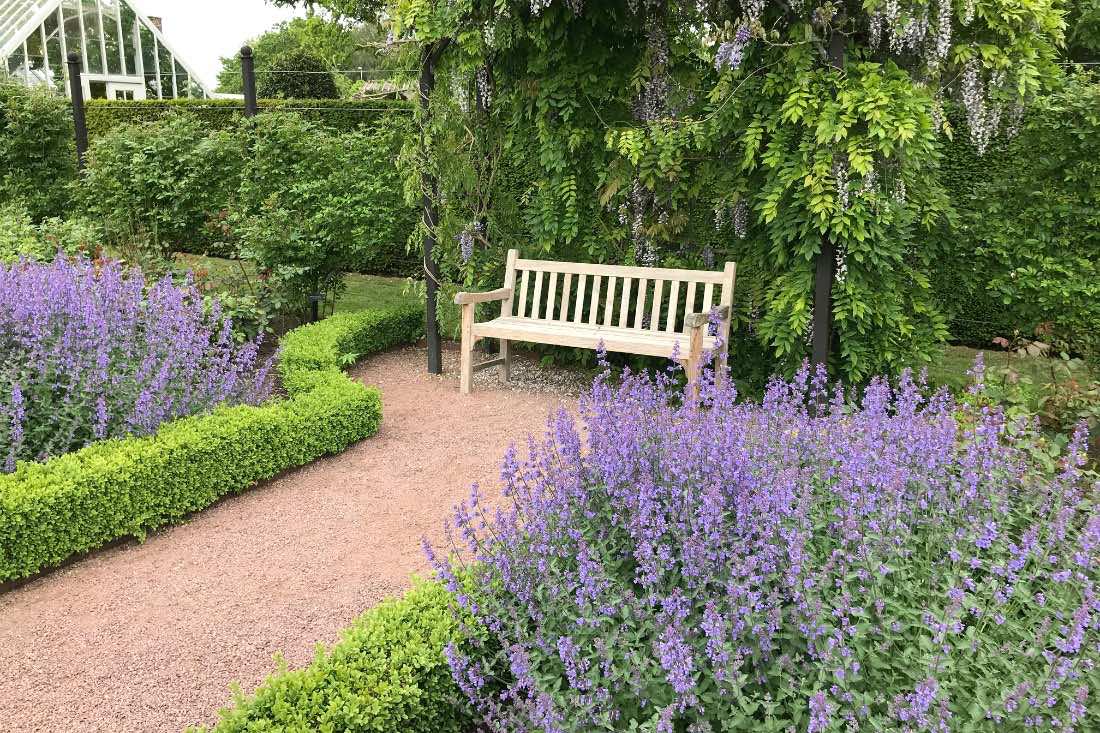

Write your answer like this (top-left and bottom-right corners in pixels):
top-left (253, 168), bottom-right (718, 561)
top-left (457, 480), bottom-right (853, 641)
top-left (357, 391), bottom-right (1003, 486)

top-left (1, 201), bottom-right (102, 263)
top-left (236, 113), bottom-right (419, 313)
top-left (0, 257), bottom-right (273, 471)
top-left (0, 303), bottom-right (423, 581)
top-left (432, 360), bottom-right (1099, 731)
top-left (194, 580), bottom-right (471, 733)
top-left (257, 50), bottom-right (339, 100)
top-left (80, 114), bottom-right (246, 257)
top-left (0, 79), bottom-right (75, 220)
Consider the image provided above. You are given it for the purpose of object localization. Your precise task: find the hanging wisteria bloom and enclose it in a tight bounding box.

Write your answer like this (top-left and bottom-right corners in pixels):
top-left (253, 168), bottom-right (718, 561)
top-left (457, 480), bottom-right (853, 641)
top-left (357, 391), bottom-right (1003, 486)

top-left (714, 25), bottom-right (751, 72)
top-left (455, 221), bottom-right (483, 263)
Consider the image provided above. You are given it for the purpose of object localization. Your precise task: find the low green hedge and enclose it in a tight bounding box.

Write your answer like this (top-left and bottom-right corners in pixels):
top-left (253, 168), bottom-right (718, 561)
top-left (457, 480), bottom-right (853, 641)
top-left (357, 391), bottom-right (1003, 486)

top-left (193, 580), bottom-right (470, 733)
top-left (0, 304), bottom-right (424, 582)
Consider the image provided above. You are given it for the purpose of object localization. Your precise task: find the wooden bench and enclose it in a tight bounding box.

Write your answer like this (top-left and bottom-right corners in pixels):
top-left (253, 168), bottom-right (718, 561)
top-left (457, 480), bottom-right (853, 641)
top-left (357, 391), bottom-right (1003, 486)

top-left (453, 250), bottom-right (736, 394)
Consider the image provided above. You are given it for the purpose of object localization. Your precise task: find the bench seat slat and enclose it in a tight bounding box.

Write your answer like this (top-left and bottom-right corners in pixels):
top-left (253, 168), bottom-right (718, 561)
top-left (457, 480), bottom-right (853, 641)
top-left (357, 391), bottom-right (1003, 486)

top-left (473, 317), bottom-right (719, 359)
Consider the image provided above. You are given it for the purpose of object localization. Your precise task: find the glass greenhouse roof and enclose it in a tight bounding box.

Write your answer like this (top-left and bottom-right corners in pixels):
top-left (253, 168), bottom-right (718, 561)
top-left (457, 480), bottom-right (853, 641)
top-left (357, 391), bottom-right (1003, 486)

top-left (1, 0), bottom-right (208, 99)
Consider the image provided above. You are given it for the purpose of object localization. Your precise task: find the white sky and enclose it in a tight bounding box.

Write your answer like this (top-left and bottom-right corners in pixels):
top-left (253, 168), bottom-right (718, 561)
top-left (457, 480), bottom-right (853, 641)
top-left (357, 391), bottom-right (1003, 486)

top-left (133, 0), bottom-right (307, 89)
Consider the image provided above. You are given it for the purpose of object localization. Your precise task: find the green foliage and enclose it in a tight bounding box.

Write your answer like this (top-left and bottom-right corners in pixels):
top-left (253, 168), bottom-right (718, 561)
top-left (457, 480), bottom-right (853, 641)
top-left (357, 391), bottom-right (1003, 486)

top-left (257, 50), bottom-right (340, 100)
top-left (376, 0), bottom-right (1064, 382)
top-left (0, 305), bottom-right (423, 582)
top-left (933, 73), bottom-right (1100, 361)
top-left (0, 79), bottom-right (75, 221)
top-left (0, 200), bottom-right (101, 263)
top-left (237, 113), bottom-right (419, 313)
top-left (80, 114), bottom-right (246, 258)
top-left (84, 97), bottom-right (414, 139)
top-left (194, 580), bottom-right (471, 733)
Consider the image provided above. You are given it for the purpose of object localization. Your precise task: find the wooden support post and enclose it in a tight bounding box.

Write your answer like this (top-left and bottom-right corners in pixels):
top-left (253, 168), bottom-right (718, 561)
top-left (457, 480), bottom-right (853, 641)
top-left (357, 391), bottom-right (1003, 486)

top-left (459, 303), bottom-right (475, 394)
top-left (66, 54), bottom-right (88, 170)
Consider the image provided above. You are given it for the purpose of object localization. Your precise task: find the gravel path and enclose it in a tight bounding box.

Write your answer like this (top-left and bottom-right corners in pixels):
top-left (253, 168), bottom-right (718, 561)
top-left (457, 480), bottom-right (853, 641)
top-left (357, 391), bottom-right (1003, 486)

top-left (0, 345), bottom-right (581, 733)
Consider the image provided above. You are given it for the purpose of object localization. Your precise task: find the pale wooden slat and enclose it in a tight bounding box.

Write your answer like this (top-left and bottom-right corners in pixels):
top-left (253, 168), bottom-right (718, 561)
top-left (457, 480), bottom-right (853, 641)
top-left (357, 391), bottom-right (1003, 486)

top-left (588, 275), bottom-right (602, 326)
top-left (685, 281), bottom-right (698, 319)
top-left (702, 282), bottom-right (715, 315)
top-left (474, 319), bottom-right (720, 359)
top-left (603, 276), bottom-right (618, 326)
top-left (720, 263), bottom-right (737, 307)
top-left (546, 271), bottom-right (559, 320)
top-left (617, 278), bottom-right (632, 328)
top-left (633, 278), bottom-right (648, 329)
top-left (532, 271), bottom-right (544, 320)
top-left (559, 273), bottom-right (572, 322)
top-left (665, 281), bottom-right (681, 333)
top-left (518, 270), bottom-right (530, 319)
top-left (650, 280), bottom-right (664, 331)
top-left (514, 258), bottom-right (728, 284)
top-left (574, 274), bottom-right (587, 324)
top-left (501, 249), bottom-right (519, 318)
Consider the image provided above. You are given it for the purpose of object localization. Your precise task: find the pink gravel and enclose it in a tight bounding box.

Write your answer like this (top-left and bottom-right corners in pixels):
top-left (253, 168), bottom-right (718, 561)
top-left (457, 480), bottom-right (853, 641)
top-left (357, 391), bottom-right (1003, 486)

top-left (0, 345), bottom-right (577, 733)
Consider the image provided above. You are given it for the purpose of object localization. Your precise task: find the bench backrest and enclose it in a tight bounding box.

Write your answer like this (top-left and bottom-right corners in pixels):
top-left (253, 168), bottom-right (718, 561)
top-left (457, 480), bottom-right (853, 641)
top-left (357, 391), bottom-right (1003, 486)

top-left (500, 250), bottom-right (736, 334)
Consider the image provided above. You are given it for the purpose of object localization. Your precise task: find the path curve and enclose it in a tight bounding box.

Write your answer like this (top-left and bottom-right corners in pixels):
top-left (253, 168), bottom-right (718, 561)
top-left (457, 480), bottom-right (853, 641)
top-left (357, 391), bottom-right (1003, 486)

top-left (0, 345), bottom-right (577, 733)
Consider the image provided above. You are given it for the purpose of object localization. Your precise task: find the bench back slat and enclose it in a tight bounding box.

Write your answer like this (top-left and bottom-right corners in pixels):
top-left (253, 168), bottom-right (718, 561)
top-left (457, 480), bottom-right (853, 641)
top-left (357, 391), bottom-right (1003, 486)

top-left (633, 278), bottom-right (648, 329)
top-left (574, 274), bottom-right (587, 325)
top-left (518, 269), bottom-right (531, 319)
top-left (588, 275), bottom-right (602, 326)
top-left (560, 274), bottom-right (572, 322)
top-left (503, 251), bottom-right (734, 335)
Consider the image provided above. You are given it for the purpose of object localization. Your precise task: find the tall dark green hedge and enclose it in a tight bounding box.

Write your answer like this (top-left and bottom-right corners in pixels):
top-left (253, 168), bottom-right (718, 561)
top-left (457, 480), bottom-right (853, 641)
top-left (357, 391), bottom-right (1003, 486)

top-left (84, 97), bottom-right (413, 139)
top-left (0, 80), bottom-right (75, 221)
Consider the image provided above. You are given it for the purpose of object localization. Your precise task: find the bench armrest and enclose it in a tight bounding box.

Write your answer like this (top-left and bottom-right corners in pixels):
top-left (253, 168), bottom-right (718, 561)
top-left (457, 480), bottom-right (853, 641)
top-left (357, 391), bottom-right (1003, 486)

top-left (454, 288), bottom-right (512, 306)
top-left (684, 306), bottom-right (731, 329)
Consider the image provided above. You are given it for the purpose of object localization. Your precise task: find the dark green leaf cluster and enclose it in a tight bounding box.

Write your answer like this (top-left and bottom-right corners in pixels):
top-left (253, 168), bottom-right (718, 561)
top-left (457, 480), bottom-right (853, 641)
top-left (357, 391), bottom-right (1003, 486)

top-left (0, 304), bottom-right (423, 582)
top-left (0, 80), bottom-right (75, 221)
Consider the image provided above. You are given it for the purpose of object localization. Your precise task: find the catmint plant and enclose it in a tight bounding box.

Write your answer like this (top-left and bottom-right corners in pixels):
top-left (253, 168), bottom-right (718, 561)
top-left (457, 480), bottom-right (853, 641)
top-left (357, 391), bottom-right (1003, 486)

top-left (0, 257), bottom-right (275, 472)
top-left (430, 355), bottom-right (1098, 732)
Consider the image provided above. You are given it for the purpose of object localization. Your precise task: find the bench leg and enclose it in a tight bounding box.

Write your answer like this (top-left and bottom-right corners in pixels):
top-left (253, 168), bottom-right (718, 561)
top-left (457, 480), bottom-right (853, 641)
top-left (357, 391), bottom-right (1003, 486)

top-left (499, 339), bottom-right (511, 383)
top-left (460, 303), bottom-right (475, 395)
top-left (686, 322), bottom-right (705, 403)
top-left (715, 336), bottom-right (729, 389)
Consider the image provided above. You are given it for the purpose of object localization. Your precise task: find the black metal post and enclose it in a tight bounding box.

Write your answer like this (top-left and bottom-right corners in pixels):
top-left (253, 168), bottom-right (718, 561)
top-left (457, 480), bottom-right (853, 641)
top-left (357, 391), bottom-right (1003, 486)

top-left (811, 30), bottom-right (847, 370)
top-left (419, 39), bottom-right (451, 375)
top-left (241, 46), bottom-right (258, 117)
top-left (66, 54), bottom-right (88, 170)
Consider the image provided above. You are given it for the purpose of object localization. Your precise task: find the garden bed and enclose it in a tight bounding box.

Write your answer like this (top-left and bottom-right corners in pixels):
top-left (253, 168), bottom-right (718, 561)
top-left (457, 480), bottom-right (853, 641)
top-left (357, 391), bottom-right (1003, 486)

top-left (0, 305), bottom-right (423, 583)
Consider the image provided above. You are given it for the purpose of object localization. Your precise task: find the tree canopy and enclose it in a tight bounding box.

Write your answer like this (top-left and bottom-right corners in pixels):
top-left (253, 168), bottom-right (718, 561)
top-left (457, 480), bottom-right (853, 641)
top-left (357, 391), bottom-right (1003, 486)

top-left (276, 0), bottom-right (1068, 379)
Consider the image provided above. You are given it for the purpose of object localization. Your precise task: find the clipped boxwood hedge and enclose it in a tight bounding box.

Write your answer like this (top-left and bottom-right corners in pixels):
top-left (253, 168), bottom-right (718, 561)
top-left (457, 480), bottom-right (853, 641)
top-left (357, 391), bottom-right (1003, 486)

top-left (0, 304), bottom-right (424, 582)
top-left (193, 580), bottom-right (470, 733)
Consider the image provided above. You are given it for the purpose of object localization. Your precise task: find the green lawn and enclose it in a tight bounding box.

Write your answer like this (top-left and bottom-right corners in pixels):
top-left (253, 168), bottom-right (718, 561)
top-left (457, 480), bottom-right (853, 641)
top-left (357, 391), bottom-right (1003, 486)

top-left (925, 344), bottom-right (1091, 393)
top-left (175, 253), bottom-right (418, 314)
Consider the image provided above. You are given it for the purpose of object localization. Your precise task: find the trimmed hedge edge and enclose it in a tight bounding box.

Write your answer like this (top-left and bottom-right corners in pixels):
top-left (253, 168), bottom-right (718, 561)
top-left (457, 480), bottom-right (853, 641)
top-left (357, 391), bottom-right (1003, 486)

top-left (190, 579), bottom-right (472, 733)
top-left (0, 304), bottom-right (424, 583)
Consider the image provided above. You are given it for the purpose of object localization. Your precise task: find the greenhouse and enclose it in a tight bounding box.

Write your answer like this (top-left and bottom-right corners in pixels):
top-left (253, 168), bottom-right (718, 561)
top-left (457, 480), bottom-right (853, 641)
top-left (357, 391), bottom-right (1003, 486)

top-left (0, 0), bottom-right (208, 99)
